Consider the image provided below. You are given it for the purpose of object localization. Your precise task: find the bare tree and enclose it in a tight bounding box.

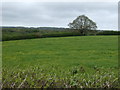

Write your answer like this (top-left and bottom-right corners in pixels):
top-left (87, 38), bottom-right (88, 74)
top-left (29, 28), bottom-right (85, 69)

top-left (68, 15), bottom-right (97, 35)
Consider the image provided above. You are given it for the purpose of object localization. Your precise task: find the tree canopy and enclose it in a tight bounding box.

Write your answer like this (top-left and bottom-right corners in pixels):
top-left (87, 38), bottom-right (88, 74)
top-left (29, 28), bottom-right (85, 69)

top-left (68, 15), bottom-right (97, 31)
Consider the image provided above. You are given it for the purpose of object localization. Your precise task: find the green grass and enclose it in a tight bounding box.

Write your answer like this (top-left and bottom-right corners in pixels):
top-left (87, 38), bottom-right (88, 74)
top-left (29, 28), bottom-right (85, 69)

top-left (2, 36), bottom-right (119, 88)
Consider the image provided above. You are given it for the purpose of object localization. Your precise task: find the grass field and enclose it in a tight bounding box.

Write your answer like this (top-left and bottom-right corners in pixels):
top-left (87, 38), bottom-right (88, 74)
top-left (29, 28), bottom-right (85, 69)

top-left (2, 36), bottom-right (119, 88)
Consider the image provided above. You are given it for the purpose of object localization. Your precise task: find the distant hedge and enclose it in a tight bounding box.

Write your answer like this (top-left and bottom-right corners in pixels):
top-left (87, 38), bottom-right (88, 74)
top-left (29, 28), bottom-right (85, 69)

top-left (2, 27), bottom-right (120, 41)
top-left (2, 28), bottom-right (82, 41)
top-left (97, 31), bottom-right (120, 35)
top-left (2, 32), bottom-right (82, 41)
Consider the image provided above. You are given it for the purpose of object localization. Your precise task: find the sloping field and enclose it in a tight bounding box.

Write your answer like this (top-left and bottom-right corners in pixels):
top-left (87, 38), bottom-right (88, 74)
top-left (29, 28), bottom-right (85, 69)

top-left (2, 36), bottom-right (118, 88)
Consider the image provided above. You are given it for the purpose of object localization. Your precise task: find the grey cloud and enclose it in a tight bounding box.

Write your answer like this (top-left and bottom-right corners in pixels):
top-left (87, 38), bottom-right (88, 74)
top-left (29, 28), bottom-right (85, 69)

top-left (2, 2), bottom-right (118, 30)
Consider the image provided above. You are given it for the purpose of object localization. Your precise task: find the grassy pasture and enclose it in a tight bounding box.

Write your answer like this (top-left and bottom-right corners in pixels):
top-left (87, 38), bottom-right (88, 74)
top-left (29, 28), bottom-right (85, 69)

top-left (2, 36), bottom-right (119, 88)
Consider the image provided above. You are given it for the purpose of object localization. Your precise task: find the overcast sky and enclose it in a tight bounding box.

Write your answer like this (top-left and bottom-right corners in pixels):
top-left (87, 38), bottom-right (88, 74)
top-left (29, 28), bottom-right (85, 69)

top-left (2, 2), bottom-right (118, 30)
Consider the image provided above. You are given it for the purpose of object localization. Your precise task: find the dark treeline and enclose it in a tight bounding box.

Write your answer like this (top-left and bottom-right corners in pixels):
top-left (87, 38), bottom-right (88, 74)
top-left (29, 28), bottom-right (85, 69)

top-left (1, 27), bottom-right (120, 41)
top-left (97, 30), bottom-right (120, 35)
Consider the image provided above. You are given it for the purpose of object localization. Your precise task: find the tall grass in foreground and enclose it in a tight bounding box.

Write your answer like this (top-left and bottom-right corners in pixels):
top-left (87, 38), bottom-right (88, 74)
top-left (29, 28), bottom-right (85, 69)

top-left (2, 66), bottom-right (119, 88)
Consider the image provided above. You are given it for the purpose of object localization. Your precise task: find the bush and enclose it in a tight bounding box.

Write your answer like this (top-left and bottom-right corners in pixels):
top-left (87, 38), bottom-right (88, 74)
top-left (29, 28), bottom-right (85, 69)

top-left (97, 31), bottom-right (120, 35)
top-left (2, 66), bottom-right (119, 88)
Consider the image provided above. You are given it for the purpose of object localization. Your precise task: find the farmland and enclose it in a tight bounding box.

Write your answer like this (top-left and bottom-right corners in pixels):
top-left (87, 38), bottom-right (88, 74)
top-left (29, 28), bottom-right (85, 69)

top-left (2, 36), bottom-right (119, 88)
